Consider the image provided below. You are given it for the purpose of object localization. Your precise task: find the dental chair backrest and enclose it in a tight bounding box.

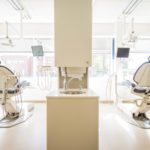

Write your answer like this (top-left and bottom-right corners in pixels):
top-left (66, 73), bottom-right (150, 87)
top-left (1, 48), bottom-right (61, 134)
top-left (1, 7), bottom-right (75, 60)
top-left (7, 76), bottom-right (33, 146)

top-left (133, 57), bottom-right (150, 87)
top-left (0, 65), bottom-right (18, 89)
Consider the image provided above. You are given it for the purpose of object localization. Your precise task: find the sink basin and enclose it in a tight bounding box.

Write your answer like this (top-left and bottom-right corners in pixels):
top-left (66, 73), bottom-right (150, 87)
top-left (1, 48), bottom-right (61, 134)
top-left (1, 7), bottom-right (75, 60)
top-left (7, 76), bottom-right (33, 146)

top-left (60, 90), bottom-right (85, 95)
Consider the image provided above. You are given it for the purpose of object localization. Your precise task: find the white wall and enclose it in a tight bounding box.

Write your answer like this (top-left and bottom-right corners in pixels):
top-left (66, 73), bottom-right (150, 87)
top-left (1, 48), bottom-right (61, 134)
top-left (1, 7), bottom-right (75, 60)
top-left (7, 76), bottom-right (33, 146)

top-left (0, 22), bottom-right (149, 37)
top-left (0, 23), bottom-right (54, 37)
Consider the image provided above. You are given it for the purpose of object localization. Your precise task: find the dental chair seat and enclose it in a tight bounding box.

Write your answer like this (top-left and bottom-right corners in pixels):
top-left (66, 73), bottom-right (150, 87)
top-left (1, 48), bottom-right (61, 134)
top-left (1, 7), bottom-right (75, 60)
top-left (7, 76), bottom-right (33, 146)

top-left (0, 65), bottom-right (33, 128)
top-left (0, 87), bottom-right (19, 94)
top-left (129, 57), bottom-right (150, 128)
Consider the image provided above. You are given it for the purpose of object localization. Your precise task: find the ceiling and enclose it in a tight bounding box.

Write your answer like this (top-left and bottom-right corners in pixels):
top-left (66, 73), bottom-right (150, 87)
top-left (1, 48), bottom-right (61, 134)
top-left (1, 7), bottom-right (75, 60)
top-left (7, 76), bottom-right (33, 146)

top-left (0, 0), bottom-right (150, 23)
top-left (128, 0), bottom-right (150, 22)
top-left (0, 0), bottom-right (53, 23)
top-left (93, 0), bottom-right (150, 23)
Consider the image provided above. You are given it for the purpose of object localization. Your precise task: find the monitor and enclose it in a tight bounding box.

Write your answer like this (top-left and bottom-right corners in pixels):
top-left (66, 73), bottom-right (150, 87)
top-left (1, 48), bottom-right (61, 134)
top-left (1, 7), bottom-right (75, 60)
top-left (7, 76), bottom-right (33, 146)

top-left (117, 47), bottom-right (130, 58)
top-left (31, 45), bottom-right (44, 56)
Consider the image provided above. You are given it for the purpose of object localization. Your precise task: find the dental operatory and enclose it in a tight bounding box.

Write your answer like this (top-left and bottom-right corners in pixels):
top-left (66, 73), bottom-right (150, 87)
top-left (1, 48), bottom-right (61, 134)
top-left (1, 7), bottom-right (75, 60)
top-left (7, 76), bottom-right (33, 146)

top-left (0, 0), bottom-right (150, 150)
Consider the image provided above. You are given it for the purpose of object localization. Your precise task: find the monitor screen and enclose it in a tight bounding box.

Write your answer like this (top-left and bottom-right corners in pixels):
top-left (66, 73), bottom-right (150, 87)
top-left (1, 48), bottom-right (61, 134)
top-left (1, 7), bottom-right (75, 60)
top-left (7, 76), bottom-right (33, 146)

top-left (117, 47), bottom-right (130, 58)
top-left (31, 45), bottom-right (44, 56)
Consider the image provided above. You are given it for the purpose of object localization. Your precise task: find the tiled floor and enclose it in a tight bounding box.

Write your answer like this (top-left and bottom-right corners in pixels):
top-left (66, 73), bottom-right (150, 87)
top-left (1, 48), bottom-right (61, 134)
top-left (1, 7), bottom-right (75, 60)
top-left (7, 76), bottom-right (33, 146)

top-left (100, 104), bottom-right (150, 150)
top-left (0, 103), bottom-right (150, 150)
top-left (0, 103), bottom-right (46, 150)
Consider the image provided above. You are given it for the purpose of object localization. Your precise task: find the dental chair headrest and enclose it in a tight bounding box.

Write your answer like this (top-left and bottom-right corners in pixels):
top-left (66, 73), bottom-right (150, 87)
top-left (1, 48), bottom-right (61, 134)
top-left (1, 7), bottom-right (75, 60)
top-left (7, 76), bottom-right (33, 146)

top-left (133, 60), bottom-right (150, 87)
top-left (0, 65), bottom-right (18, 88)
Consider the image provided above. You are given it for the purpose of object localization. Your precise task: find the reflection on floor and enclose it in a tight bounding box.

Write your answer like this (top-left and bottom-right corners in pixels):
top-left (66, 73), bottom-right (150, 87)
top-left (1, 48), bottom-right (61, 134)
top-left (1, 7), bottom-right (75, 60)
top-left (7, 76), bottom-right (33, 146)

top-left (22, 87), bottom-right (48, 102)
top-left (0, 103), bottom-right (150, 150)
top-left (117, 103), bottom-right (150, 129)
top-left (100, 104), bottom-right (150, 150)
top-left (0, 103), bottom-right (46, 150)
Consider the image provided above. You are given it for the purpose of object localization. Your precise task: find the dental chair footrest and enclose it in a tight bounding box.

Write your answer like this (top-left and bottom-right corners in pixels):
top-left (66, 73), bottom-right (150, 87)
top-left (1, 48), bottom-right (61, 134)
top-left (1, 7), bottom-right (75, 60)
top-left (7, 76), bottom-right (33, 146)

top-left (133, 113), bottom-right (150, 121)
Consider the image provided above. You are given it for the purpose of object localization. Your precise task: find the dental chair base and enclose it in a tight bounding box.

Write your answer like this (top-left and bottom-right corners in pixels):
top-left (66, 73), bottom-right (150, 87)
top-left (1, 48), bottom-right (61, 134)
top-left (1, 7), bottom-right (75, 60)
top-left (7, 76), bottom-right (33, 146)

top-left (128, 113), bottom-right (150, 129)
top-left (5, 100), bottom-right (20, 118)
top-left (131, 102), bottom-right (150, 128)
top-left (0, 103), bottom-right (34, 128)
top-left (129, 84), bottom-right (150, 128)
top-left (0, 88), bottom-right (34, 128)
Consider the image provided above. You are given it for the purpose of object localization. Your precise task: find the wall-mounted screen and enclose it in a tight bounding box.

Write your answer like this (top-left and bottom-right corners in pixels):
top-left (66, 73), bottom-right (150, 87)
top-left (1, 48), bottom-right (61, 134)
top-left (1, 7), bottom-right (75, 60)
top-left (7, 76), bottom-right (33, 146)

top-left (31, 45), bottom-right (44, 56)
top-left (117, 47), bottom-right (130, 58)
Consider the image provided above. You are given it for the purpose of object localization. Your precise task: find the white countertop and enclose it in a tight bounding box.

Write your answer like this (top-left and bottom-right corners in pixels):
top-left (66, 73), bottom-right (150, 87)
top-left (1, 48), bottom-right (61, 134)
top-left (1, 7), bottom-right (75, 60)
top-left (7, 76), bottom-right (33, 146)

top-left (46, 89), bottom-right (99, 99)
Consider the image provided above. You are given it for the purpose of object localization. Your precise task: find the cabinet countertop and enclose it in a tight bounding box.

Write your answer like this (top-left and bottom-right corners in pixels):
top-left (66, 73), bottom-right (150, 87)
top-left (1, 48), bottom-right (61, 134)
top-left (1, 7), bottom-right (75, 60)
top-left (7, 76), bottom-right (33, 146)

top-left (46, 89), bottom-right (99, 99)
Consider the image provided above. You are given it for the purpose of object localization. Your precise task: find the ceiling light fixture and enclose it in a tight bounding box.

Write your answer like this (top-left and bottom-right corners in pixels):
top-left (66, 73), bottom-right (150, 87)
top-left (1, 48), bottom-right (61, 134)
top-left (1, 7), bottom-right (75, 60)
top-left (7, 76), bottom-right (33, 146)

top-left (122, 0), bottom-right (143, 15)
top-left (128, 18), bottom-right (138, 43)
top-left (7, 0), bottom-right (24, 10)
top-left (22, 10), bottom-right (31, 20)
top-left (7, 0), bottom-right (31, 20)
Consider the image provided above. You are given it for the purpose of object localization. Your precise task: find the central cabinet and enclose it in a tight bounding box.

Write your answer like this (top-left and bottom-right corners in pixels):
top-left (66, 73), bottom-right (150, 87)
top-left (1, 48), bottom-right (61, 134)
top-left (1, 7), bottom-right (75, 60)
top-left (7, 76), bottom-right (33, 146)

top-left (55, 0), bottom-right (92, 67)
top-left (47, 90), bottom-right (99, 150)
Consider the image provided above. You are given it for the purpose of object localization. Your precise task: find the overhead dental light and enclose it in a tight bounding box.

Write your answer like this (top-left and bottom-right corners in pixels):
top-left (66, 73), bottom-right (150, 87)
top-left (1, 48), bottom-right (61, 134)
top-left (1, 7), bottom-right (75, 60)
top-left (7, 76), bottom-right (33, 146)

top-left (6, 0), bottom-right (31, 40)
top-left (122, 0), bottom-right (143, 15)
top-left (120, 0), bottom-right (143, 45)
top-left (128, 18), bottom-right (138, 43)
top-left (121, 17), bottom-right (138, 46)
top-left (1, 22), bottom-right (14, 47)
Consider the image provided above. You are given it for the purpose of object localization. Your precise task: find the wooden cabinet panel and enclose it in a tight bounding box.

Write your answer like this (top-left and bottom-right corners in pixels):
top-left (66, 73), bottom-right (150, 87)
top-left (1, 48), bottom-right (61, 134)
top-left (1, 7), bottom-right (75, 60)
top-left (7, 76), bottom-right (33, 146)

top-left (55, 0), bottom-right (92, 67)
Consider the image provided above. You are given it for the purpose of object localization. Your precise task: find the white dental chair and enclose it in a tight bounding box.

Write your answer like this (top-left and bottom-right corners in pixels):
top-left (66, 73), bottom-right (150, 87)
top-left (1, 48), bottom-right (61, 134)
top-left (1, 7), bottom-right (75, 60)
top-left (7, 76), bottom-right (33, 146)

top-left (0, 65), bottom-right (34, 128)
top-left (130, 57), bottom-right (150, 128)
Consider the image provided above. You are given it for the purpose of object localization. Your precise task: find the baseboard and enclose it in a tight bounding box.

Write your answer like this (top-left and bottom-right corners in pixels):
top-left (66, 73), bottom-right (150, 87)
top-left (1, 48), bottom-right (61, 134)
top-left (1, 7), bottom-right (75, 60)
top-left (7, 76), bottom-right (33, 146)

top-left (99, 100), bottom-right (114, 104)
top-left (22, 100), bottom-right (46, 103)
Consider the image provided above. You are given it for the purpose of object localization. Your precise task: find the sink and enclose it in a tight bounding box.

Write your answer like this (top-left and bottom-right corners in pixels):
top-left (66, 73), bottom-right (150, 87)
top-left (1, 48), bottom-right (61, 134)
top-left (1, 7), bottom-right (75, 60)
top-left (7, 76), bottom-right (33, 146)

top-left (60, 90), bottom-right (85, 95)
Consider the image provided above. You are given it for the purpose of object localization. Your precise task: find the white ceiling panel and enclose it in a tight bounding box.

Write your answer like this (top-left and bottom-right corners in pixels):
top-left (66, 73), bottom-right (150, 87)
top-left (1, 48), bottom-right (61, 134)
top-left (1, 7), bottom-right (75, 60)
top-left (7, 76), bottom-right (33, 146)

top-left (22, 0), bottom-right (54, 22)
top-left (93, 0), bottom-right (150, 23)
top-left (93, 0), bottom-right (131, 23)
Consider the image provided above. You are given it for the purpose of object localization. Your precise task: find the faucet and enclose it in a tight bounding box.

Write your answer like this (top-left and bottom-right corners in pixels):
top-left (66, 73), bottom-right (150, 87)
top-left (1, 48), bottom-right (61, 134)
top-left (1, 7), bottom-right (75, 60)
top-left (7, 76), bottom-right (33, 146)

top-left (62, 67), bottom-right (83, 90)
top-left (66, 77), bottom-right (82, 90)
top-left (63, 67), bottom-right (68, 90)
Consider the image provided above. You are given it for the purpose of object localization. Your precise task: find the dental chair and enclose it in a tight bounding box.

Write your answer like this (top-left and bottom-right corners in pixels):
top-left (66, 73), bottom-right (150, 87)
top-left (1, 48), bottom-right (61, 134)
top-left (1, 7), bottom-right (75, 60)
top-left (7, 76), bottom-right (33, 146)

top-left (130, 57), bottom-right (150, 128)
top-left (0, 65), bottom-right (34, 128)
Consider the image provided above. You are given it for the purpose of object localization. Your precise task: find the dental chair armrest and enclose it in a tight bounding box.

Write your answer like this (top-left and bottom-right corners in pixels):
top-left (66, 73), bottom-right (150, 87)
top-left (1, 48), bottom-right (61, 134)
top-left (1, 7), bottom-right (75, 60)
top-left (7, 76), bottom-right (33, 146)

top-left (123, 80), bottom-right (136, 88)
top-left (16, 80), bottom-right (30, 89)
top-left (132, 85), bottom-right (150, 94)
top-left (127, 80), bottom-right (150, 94)
top-left (131, 83), bottom-right (136, 88)
top-left (133, 88), bottom-right (148, 94)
